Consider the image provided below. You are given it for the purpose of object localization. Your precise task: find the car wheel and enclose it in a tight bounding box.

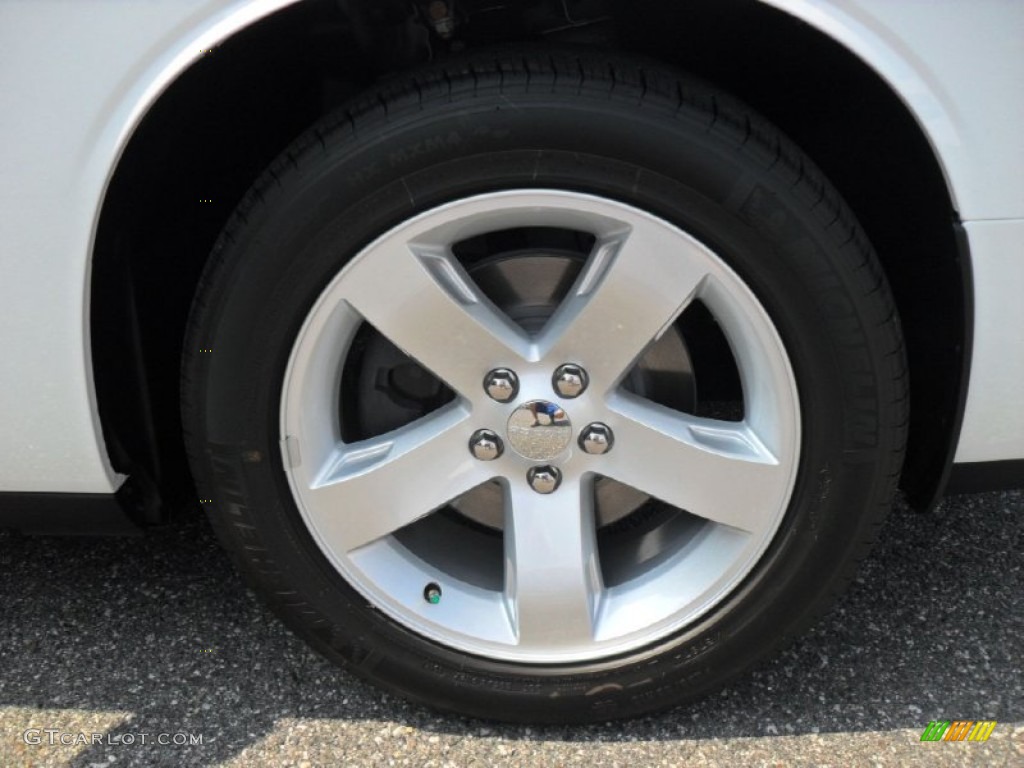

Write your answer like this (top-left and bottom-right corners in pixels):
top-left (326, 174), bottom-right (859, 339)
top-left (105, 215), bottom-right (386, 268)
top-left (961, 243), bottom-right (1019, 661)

top-left (181, 52), bottom-right (907, 722)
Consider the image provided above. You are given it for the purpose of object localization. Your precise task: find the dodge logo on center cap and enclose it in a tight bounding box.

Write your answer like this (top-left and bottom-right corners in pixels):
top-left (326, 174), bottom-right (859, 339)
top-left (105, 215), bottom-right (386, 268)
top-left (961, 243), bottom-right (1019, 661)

top-left (506, 400), bottom-right (572, 460)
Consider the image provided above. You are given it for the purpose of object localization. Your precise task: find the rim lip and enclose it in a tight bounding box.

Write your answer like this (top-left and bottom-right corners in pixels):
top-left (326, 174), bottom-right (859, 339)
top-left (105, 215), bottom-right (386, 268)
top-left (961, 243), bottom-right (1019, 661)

top-left (279, 189), bottom-right (801, 663)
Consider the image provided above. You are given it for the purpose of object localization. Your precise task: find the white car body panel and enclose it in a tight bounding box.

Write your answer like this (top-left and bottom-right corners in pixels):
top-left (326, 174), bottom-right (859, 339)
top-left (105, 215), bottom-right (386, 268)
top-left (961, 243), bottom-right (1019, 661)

top-left (0, 0), bottom-right (298, 493)
top-left (956, 219), bottom-right (1024, 463)
top-left (0, 0), bottom-right (1021, 494)
top-left (764, 0), bottom-right (1024, 221)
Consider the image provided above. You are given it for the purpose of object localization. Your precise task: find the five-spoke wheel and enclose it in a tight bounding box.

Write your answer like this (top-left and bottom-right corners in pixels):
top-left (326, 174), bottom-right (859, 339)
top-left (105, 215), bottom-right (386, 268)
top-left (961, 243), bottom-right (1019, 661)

top-left (281, 191), bottom-right (799, 661)
top-left (183, 52), bottom-right (905, 722)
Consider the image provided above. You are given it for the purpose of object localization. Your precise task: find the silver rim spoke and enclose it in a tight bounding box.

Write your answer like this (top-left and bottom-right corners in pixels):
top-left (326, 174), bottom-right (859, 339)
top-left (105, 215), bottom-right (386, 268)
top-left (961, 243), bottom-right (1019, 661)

top-left (504, 478), bottom-right (602, 647)
top-left (281, 190), bottom-right (800, 662)
top-left (605, 394), bottom-right (785, 533)
top-left (342, 240), bottom-right (532, 398)
top-left (305, 406), bottom-right (492, 552)
top-left (540, 229), bottom-right (707, 391)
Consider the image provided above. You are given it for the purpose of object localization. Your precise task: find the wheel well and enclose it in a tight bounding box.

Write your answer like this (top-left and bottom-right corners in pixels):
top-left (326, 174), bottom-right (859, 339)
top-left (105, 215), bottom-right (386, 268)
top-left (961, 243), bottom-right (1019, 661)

top-left (91, 0), bottom-right (965, 521)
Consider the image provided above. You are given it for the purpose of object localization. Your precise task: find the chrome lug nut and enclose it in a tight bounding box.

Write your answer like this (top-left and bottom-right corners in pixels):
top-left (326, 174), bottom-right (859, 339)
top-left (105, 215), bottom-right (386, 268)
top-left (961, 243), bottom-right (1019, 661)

top-left (527, 465), bottom-right (562, 494)
top-left (579, 422), bottom-right (614, 455)
top-left (469, 429), bottom-right (503, 461)
top-left (552, 363), bottom-right (588, 398)
top-left (483, 368), bottom-right (519, 402)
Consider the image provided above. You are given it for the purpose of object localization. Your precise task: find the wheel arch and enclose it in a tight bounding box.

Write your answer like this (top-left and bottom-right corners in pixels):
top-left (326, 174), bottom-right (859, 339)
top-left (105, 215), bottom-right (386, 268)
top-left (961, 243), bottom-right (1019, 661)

top-left (756, 0), bottom-right (964, 208)
top-left (90, 0), bottom-right (968, 522)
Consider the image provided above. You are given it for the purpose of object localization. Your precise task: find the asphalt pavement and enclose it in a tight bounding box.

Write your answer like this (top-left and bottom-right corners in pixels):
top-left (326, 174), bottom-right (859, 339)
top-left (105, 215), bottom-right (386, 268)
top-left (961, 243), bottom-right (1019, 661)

top-left (0, 490), bottom-right (1021, 767)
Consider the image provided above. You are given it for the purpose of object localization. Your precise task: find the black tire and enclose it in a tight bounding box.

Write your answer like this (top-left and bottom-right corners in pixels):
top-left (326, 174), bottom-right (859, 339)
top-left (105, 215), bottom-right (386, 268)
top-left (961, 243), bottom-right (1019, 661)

top-left (181, 51), bottom-right (907, 723)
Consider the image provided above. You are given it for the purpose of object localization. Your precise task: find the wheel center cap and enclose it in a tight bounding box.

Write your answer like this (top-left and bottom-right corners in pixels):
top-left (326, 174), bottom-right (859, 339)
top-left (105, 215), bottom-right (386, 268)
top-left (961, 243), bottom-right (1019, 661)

top-left (506, 400), bottom-right (572, 460)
